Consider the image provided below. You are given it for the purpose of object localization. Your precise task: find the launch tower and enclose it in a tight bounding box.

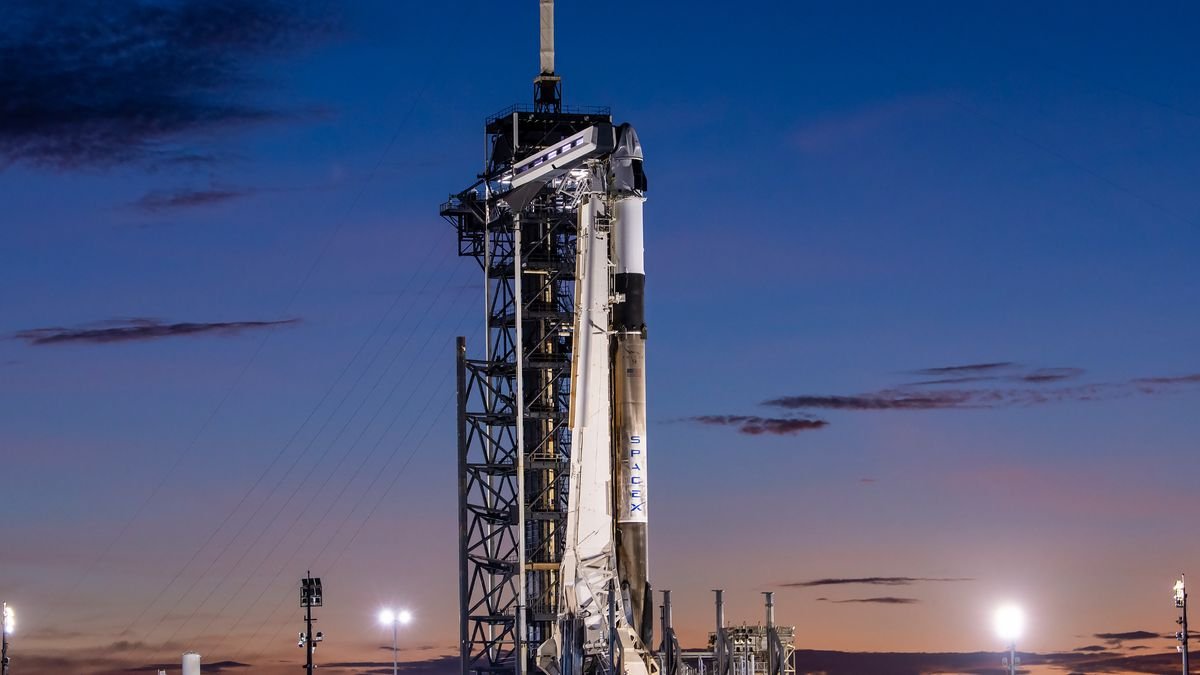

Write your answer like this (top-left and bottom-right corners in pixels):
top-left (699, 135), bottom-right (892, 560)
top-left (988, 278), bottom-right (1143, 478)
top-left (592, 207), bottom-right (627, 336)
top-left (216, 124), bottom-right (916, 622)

top-left (442, 3), bottom-right (628, 675)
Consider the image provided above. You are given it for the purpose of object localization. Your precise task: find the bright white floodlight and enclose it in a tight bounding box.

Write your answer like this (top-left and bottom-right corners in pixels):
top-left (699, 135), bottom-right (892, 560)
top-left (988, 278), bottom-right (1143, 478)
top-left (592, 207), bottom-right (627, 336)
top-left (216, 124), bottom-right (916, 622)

top-left (378, 609), bottom-right (396, 625)
top-left (994, 604), bottom-right (1025, 642)
top-left (398, 609), bottom-right (413, 625)
top-left (3, 604), bottom-right (13, 634)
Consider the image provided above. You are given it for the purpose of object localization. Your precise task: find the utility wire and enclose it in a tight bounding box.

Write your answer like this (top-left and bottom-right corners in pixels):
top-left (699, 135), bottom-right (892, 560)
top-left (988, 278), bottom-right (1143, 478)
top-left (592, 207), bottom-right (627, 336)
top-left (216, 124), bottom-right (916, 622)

top-left (237, 358), bottom-right (458, 664)
top-left (186, 274), bottom-right (475, 647)
top-left (144, 259), bottom-right (466, 644)
top-left (122, 235), bottom-right (447, 638)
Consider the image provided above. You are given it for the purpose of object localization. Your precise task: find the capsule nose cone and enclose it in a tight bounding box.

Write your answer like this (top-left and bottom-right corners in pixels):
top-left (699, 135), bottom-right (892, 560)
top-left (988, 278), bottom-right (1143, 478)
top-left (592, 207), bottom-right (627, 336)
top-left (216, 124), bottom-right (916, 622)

top-left (612, 124), bottom-right (647, 193)
top-left (613, 123), bottom-right (643, 162)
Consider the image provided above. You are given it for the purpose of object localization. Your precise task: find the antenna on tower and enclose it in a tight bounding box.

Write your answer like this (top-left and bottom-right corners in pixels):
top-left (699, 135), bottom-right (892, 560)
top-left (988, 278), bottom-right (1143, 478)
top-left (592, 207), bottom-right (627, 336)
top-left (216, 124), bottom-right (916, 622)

top-left (533, 0), bottom-right (562, 112)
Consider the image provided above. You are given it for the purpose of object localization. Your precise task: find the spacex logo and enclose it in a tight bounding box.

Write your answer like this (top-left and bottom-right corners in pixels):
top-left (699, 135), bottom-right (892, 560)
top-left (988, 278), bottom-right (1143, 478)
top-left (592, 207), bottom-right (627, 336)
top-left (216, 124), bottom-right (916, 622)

top-left (626, 434), bottom-right (647, 521)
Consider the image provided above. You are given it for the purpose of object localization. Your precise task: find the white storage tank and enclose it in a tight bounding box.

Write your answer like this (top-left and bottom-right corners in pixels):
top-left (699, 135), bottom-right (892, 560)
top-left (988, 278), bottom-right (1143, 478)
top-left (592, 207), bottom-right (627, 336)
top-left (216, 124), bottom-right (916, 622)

top-left (183, 651), bottom-right (201, 675)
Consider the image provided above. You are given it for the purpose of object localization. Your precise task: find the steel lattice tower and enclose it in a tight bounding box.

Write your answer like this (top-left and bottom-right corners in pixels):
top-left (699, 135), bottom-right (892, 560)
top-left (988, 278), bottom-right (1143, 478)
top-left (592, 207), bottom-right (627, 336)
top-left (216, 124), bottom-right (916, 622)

top-left (443, 104), bottom-right (612, 675)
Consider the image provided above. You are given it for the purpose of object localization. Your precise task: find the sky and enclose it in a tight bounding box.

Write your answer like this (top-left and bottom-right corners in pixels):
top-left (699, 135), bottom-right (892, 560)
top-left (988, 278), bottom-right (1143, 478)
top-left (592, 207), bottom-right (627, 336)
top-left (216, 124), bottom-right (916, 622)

top-left (2, 1), bottom-right (1199, 673)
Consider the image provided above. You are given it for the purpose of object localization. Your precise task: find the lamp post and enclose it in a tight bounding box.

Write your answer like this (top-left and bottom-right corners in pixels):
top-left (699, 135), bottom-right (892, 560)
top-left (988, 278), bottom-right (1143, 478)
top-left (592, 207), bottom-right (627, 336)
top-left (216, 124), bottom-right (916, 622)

top-left (2, 602), bottom-right (13, 675)
top-left (994, 604), bottom-right (1024, 675)
top-left (379, 608), bottom-right (412, 675)
top-left (1175, 575), bottom-right (1189, 675)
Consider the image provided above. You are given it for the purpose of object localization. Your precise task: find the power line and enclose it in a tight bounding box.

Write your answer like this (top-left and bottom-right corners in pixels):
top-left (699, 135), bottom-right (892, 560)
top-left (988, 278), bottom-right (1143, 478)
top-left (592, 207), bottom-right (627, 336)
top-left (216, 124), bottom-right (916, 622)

top-left (144, 260), bottom-right (470, 645)
top-left (178, 274), bottom-right (477, 648)
top-left (121, 236), bottom-right (449, 638)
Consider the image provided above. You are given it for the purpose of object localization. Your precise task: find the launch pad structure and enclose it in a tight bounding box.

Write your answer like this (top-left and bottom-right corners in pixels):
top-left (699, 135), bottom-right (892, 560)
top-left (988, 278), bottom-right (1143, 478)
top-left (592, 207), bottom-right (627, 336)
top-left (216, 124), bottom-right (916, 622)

top-left (440, 4), bottom-right (794, 675)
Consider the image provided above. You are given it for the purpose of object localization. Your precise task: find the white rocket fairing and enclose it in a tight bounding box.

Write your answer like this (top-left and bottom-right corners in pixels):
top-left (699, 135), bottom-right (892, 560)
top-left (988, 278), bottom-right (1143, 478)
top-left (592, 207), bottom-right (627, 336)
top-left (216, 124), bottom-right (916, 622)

top-left (529, 124), bottom-right (653, 675)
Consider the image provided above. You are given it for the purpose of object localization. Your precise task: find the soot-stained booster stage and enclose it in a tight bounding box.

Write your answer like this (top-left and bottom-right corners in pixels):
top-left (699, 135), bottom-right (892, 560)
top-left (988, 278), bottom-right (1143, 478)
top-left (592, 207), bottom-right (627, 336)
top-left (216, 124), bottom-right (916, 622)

top-left (440, 4), bottom-right (793, 675)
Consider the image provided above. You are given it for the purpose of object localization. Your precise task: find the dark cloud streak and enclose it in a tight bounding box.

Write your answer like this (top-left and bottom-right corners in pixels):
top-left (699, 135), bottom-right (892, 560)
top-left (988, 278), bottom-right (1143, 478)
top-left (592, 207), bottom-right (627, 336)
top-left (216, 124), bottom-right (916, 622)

top-left (0, 0), bottom-right (336, 168)
top-left (15, 318), bottom-right (299, 346)
top-left (133, 186), bottom-right (255, 212)
top-left (912, 362), bottom-right (1015, 375)
top-left (817, 596), bottom-right (919, 605)
top-left (1093, 631), bottom-right (1161, 641)
top-left (1019, 367), bottom-right (1085, 383)
top-left (783, 576), bottom-right (971, 588)
top-left (689, 415), bottom-right (828, 435)
top-left (764, 392), bottom-right (975, 411)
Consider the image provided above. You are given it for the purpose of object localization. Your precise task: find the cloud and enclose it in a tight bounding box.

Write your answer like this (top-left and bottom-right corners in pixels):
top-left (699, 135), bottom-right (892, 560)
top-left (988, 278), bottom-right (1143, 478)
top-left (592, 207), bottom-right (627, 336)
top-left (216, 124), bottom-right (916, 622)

top-left (1133, 373), bottom-right (1200, 386)
top-left (1019, 367), bottom-right (1085, 383)
top-left (764, 372), bottom-right (1200, 413)
top-left (325, 656), bottom-right (459, 675)
top-left (0, 0), bottom-right (336, 168)
top-left (127, 661), bottom-right (249, 673)
top-left (781, 649), bottom-right (1188, 675)
top-left (904, 375), bottom-right (1001, 386)
top-left (912, 362), bottom-right (1017, 376)
top-left (1073, 645), bottom-right (1110, 652)
top-left (783, 576), bottom-right (971, 588)
top-left (817, 596), bottom-right (919, 605)
top-left (763, 392), bottom-right (976, 410)
top-left (689, 415), bottom-right (828, 435)
top-left (1093, 630), bottom-right (1160, 642)
top-left (14, 318), bottom-right (299, 345)
top-left (132, 186), bottom-right (256, 212)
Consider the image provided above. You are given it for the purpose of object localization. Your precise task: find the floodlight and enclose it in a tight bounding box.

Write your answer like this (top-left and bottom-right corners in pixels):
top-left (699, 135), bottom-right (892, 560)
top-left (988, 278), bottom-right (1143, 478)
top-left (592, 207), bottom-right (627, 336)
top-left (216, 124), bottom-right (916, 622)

top-left (994, 604), bottom-right (1024, 642)
top-left (3, 605), bottom-right (12, 635)
top-left (398, 610), bottom-right (413, 625)
top-left (379, 609), bottom-right (396, 625)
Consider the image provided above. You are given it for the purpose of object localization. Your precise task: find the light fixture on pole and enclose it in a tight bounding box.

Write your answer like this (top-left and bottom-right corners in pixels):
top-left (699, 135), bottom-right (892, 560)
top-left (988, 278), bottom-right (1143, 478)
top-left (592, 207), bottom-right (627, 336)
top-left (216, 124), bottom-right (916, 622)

top-left (994, 604), bottom-right (1024, 675)
top-left (299, 574), bottom-right (324, 675)
top-left (379, 608), bottom-right (413, 675)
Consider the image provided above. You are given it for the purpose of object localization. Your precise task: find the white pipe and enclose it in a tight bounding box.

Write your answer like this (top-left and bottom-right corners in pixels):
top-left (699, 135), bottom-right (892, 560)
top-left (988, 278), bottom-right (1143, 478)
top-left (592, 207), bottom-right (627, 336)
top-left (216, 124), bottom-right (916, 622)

top-left (182, 651), bottom-right (200, 675)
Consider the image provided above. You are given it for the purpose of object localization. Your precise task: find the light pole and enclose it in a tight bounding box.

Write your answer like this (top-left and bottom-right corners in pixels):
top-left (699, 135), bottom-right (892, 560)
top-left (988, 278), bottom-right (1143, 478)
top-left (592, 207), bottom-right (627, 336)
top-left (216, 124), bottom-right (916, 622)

top-left (994, 604), bottom-right (1024, 675)
top-left (379, 608), bottom-right (413, 675)
top-left (2, 603), bottom-right (13, 675)
top-left (2, 600), bottom-right (13, 667)
top-left (1175, 575), bottom-right (1189, 675)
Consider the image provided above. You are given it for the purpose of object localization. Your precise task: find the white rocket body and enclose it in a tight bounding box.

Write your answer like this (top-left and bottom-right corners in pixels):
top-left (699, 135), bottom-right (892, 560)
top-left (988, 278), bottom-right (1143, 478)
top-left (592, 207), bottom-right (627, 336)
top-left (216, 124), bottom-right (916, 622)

top-left (610, 126), bottom-right (649, 647)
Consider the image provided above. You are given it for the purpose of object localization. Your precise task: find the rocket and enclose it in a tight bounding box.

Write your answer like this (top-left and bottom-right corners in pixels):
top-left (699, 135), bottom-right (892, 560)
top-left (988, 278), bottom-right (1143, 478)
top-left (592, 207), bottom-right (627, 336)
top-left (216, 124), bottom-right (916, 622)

top-left (532, 122), bottom-right (654, 675)
top-left (610, 124), bottom-right (651, 647)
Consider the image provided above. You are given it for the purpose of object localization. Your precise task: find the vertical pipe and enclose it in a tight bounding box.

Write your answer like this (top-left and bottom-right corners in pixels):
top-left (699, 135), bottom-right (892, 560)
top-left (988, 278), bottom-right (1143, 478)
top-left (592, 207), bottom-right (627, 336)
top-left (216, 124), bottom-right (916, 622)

top-left (713, 589), bottom-right (728, 675)
top-left (456, 337), bottom-right (470, 675)
top-left (764, 592), bottom-right (775, 628)
top-left (481, 151), bottom-right (495, 667)
top-left (514, 219), bottom-right (528, 675)
top-left (393, 621), bottom-right (399, 675)
top-left (1008, 643), bottom-right (1015, 675)
top-left (182, 652), bottom-right (201, 675)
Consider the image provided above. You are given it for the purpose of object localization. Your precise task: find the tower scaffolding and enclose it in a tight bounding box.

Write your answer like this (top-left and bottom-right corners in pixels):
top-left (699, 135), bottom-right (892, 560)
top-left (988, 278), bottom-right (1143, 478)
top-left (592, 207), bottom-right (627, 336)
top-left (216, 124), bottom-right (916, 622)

top-left (444, 103), bottom-right (612, 675)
